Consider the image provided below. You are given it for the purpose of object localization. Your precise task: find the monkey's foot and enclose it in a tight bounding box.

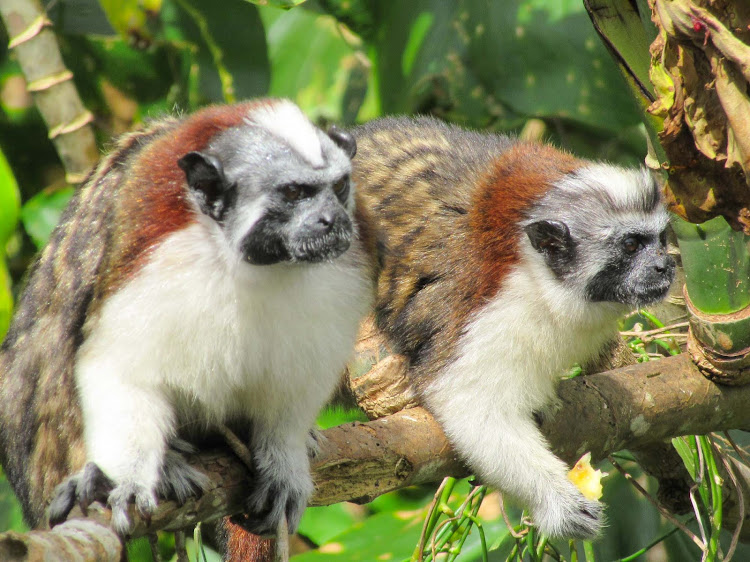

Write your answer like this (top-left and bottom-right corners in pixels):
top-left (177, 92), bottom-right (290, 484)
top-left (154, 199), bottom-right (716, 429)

top-left (157, 438), bottom-right (210, 505)
top-left (107, 480), bottom-right (159, 535)
top-left (233, 472), bottom-right (313, 537)
top-left (532, 485), bottom-right (604, 540)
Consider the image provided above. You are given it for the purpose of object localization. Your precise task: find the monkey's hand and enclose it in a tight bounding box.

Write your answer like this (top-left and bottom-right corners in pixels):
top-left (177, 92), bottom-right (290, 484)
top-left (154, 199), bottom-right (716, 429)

top-left (156, 438), bottom-right (211, 505)
top-left (48, 462), bottom-right (115, 528)
top-left (532, 481), bottom-right (604, 539)
top-left (47, 440), bottom-right (208, 535)
top-left (47, 462), bottom-right (157, 535)
top-left (235, 468), bottom-right (313, 537)
top-left (232, 442), bottom-right (314, 537)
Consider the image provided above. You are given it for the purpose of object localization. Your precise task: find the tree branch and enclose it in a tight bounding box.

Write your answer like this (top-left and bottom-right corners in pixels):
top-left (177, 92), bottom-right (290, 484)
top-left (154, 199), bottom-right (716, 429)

top-left (2, 353), bottom-right (750, 559)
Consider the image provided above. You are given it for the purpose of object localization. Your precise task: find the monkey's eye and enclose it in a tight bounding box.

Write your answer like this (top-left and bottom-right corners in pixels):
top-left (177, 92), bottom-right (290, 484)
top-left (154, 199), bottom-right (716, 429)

top-left (333, 175), bottom-right (350, 202)
top-left (282, 184), bottom-right (303, 202)
top-left (659, 229), bottom-right (668, 246)
top-left (622, 236), bottom-right (641, 254)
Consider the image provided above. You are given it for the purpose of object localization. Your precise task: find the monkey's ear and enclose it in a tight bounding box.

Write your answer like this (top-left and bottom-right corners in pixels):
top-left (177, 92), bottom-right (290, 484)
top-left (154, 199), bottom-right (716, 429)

top-left (524, 220), bottom-right (572, 254)
top-left (328, 126), bottom-right (357, 159)
top-left (178, 151), bottom-right (229, 220)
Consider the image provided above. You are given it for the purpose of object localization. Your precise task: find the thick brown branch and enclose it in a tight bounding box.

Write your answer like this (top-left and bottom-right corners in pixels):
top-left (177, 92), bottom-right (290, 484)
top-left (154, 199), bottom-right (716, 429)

top-left (2, 353), bottom-right (750, 559)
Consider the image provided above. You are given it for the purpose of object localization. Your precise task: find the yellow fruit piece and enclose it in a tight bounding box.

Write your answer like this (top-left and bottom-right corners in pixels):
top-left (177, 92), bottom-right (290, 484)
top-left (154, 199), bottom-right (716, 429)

top-left (568, 452), bottom-right (607, 501)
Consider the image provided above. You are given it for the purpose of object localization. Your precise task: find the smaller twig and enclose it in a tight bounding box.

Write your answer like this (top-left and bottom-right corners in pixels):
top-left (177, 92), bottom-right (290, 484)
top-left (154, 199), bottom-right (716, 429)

top-left (431, 516), bottom-right (461, 560)
top-left (712, 439), bottom-right (743, 562)
top-left (175, 530), bottom-right (188, 562)
top-left (608, 456), bottom-right (705, 551)
top-left (148, 532), bottom-right (162, 562)
top-left (620, 322), bottom-right (689, 338)
top-left (723, 432), bottom-right (750, 466)
top-left (416, 477), bottom-right (453, 561)
top-left (498, 494), bottom-right (527, 539)
top-left (216, 424), bottom-right (254, 471)
top-left (689, 485), bottom-right (708, 548)
top-left (696, 436), bottom-right (706, 485)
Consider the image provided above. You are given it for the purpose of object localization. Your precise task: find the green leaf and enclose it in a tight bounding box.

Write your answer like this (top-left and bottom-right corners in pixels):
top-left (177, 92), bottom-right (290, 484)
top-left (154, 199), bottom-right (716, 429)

top-left (401, 12), bottom-right (433, 77)
top-left (468, 0), bottom-right (640, 130)
top-left (671, 437), bottom-right (697, 481)
top-left (98, 0), bottom-right (160, 42)
top-left (20, 187), bottom-right (74, 250)
top-left (298, 503), bottom-right (359, 545)
top-left (0, 149), bottom-right (20, 249)
top-left (671, 215), bottom-right (750, 314)
top-left (259, 6), bottom-right (367, 123)
top-left (0, 469), bottom-right (27, 533)
top-left (164, 0), bottom-right (270, 103)
top-left (291, 509), bottom-right (425, 561)
top-left (365, 0), bottom-right (640, 133)
top-left (0, 148), bottom-right (20, 339)
top-left (47, 0), bottom-right (115, 35)
top-left (368, 486), bottom-right (434, 514)
top-left (316, 406), bottom-right (367, 430)
top-left (67, 35), bottom-right (175, 103)
top-left (316, 0), bottom-right (376, 42)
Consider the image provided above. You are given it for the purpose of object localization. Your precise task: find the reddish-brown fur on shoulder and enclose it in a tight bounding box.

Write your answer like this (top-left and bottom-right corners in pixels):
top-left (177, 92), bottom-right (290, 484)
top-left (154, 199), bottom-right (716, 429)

top-left (100, 100), bottom-right (275, 296)
top-left (469, 142), bottom-right (582, 302)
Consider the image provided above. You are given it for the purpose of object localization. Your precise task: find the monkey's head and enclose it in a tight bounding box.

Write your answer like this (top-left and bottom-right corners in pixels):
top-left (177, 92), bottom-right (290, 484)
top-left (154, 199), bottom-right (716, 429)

top-left (178, 100), bottom-right (358, 265)
top-left (523, 165), bottom-right (675, 307)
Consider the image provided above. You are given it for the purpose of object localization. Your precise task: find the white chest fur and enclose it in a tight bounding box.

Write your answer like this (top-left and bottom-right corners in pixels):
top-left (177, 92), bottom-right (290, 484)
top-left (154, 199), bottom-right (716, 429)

top-left (425, 247), bottom-right (624, 418)
top-left (77, 222), bottom-right (372, 429)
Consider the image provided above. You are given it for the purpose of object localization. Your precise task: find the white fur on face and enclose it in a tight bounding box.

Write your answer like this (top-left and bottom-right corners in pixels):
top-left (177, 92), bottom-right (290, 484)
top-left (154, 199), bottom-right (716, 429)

top-left (223, 194), bottom-right (270, 254)
top-left (246, 100), bottom-right (325, 168)
top-left (75, 221), bottom-right (372, 490)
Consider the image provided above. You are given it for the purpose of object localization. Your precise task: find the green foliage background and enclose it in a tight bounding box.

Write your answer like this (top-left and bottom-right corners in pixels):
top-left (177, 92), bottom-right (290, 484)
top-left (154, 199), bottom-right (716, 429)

top-left (0, 1), bottom-right (740, 560)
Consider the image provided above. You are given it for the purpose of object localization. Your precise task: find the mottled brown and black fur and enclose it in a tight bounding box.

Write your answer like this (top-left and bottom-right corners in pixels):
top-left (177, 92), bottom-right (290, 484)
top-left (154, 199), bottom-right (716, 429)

top-left (352, 116), bottom-right (673, 539)
top-left (352, 116), bottom-right (581, 392)
top-left (0, 119), bottom-right (188, 527)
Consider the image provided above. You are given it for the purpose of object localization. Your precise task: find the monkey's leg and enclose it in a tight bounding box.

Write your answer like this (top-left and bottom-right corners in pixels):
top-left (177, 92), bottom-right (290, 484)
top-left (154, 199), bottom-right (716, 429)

top-left (428, 395), bottom-right (603, 539)
top-left (238, 419), bottom-right (314, 537)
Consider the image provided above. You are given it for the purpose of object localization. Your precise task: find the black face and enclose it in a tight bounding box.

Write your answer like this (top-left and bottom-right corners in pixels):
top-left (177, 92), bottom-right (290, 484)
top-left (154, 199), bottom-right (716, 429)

top-left (179, 150), bottom-right (354, 266)
top-left (241, 177), bottom-right (353, 265)
top-left (584, 229), bottom-right (675, 306)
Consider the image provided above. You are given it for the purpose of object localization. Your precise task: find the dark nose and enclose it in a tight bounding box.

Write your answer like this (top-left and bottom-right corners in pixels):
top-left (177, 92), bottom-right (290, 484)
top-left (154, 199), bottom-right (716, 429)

top-left (654, 254), bottom-right (675, 276)
top-left (318, 212), bottom-right (334, 230)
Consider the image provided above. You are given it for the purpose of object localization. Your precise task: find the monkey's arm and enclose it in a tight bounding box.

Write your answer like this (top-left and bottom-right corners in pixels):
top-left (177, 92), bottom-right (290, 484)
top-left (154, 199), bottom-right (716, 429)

top-left (427, 387), bottom-right (602, 538)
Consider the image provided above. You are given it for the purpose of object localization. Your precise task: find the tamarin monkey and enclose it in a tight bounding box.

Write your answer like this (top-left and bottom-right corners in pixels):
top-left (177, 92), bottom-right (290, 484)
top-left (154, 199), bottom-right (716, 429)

top-left (349, 116), bottom-right (675, 539)
top-left (0, 99), bottom-right (374, 537)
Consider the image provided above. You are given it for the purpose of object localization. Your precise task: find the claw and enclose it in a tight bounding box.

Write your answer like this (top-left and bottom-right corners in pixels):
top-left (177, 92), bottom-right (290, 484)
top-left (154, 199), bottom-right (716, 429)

top-left (78, 462), bottom-right (114, 515)
top-left (48, 462), bottom-right (115, 528)
top-left (48, 478), bottom-right (78, 527)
